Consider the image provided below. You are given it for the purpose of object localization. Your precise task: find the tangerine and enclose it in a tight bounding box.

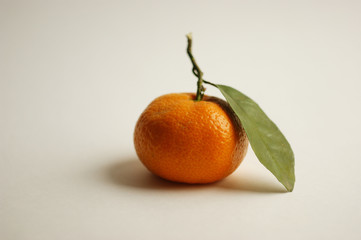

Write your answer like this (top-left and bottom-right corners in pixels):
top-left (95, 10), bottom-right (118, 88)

top-left (134, 93), bottom-right (249, 184)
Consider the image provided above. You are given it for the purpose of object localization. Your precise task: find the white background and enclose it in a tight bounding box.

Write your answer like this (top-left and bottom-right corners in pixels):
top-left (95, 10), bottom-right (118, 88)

top-left (1, 0), bottom-right (361, 239)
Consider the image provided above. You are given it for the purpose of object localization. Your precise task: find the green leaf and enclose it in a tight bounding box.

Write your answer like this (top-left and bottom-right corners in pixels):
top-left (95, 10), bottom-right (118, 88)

top-left (213, 84), bottom-right (295, 192)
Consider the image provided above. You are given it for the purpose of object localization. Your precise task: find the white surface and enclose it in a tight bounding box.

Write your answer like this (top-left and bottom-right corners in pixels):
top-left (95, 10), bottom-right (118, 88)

top-left (1, 1), bottom-right (361, 239)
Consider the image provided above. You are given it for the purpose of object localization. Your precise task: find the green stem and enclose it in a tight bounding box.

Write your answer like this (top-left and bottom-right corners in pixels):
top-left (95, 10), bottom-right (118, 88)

top-left (186, 33), bottom-right (205, 101)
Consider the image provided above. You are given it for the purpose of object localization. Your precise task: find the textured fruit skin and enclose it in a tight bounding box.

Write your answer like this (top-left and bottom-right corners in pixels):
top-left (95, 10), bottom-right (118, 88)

top-left (134, 93), bottom-right (249, 184)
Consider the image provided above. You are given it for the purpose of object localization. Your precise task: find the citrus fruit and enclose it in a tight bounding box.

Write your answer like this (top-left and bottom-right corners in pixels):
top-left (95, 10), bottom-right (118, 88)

top-left (134, 93), bottom-right (249, 184)
top-left (132, 33), bottom-right (295, 191)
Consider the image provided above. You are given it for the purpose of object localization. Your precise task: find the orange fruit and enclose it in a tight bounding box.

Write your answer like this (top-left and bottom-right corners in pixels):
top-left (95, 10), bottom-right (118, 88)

top-left (134, 93), bottom-right (249, 184)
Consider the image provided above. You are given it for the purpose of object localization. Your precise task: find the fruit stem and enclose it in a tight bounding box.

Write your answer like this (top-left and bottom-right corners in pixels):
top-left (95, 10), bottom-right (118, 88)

top-left (186, 33), bottom-right (205, 101)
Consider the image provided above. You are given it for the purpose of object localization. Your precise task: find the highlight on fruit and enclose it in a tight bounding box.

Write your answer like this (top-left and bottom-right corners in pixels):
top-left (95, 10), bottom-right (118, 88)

top-left (134, 33), bottom-right (295, 192)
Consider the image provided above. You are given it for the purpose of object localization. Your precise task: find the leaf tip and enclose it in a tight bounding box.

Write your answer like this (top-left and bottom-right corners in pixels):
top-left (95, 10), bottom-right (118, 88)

top-left (284, 180), bottom-right (295, 192)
